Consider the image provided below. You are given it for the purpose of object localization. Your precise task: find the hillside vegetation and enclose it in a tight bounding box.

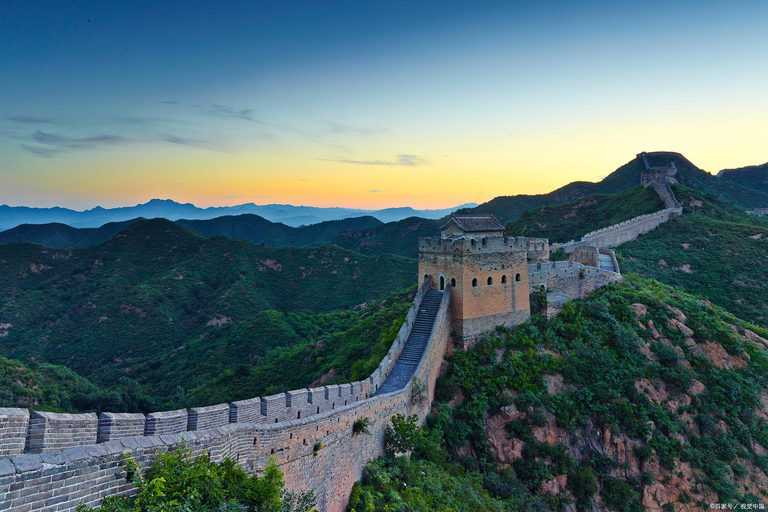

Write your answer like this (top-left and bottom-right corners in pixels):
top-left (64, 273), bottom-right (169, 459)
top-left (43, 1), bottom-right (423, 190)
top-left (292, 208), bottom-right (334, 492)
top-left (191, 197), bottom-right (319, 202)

top-left (332, 217), bottom-right (442, 258)
top-left (0, 214), bottom-right (382, 249)
top-left (717, 162), bottom-right (768, 195)
top-left (619, 187), bottom-right (768, 325)
top-left (354, 277), bottom-right (768, 510)
top-left (505, 186), bottom-right (665, 242)
top-left (462, 152), bottom-right (768, 224)
top-left (0, 218), bottom-right (416, 412)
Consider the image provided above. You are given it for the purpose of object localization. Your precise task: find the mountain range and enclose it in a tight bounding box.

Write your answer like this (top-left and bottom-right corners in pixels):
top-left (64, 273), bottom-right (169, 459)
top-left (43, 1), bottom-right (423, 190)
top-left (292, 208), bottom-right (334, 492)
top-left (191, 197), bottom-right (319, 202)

top-left (0, 199), bottom-right (477, 231)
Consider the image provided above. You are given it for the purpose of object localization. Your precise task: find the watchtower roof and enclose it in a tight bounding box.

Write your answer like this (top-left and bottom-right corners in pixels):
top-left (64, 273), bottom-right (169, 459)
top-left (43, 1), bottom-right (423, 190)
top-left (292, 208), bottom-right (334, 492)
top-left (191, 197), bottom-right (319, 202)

top-left (440, 214), bottom-right (504, 233)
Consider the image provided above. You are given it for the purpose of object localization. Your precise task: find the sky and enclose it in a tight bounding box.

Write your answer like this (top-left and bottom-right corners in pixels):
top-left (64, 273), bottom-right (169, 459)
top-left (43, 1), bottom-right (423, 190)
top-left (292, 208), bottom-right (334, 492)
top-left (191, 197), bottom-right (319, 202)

top-left (2, 0), bottom-right (768, 210)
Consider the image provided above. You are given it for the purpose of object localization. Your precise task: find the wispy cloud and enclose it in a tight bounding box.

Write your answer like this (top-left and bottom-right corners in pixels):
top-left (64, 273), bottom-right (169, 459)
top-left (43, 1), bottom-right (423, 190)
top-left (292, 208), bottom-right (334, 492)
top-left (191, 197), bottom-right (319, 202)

top-left (22, 130), bottom-right (125, 157)
top-left (199, 104), bottom-right (264, 123)
top-left (368, 189), bottom-right (390, 193)
top-left (325, 154), bottom-right (426, 166)
top-left (158, 100), bottom-right (181, 104)
top-left (326, 122), bottom-right (386, 136)
top-left (6, 115), bottom-right (57, 124)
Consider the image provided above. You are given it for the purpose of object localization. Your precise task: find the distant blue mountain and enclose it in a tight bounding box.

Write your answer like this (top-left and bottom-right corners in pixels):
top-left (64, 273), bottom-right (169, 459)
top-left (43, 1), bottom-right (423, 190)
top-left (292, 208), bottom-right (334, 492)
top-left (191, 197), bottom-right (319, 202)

top-left (0, 199), bottom-right (477, 231)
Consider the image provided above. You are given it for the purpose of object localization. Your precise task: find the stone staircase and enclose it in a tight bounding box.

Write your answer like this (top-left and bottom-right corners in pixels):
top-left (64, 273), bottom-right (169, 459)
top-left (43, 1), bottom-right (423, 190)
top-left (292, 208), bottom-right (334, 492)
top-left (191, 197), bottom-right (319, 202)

top-left (374, 290), bottom-right (443, 395)
top-left (598, 252), bottom-right (616, 272)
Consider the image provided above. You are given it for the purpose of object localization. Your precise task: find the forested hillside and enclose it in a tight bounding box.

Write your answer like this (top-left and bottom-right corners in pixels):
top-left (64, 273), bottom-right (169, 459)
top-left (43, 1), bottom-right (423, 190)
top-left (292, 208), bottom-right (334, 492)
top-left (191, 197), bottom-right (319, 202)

top-left (0, 219), bottom-right (416, 412)
top-left (505, 186), bottom-right (664, 242)
top-left (353, 277), bottom-right (768, 510)
top-left (0, 214), bottom-right (382, 249)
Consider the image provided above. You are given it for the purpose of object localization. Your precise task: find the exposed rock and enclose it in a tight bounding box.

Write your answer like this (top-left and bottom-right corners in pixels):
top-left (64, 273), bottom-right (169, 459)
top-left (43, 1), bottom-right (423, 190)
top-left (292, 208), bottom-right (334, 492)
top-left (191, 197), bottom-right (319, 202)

top-left (206, 314), bottom-right (231, 327)
top-left (669, 318), bottom-right (694, 337)
top-left (691, 341), bottom-right (747, 369)
top-left (484, 414), bottom-right (523, 464)
top-left (543, 374), bottom-right (566, 395)
top-left (635, 379), bottom-right (669, 405)
top-left (647, 320), bottom-right (662, 339)
top-left (631, 303), bottom-right (648, 318)
top-left (688, 380), bottom-right (706, 395)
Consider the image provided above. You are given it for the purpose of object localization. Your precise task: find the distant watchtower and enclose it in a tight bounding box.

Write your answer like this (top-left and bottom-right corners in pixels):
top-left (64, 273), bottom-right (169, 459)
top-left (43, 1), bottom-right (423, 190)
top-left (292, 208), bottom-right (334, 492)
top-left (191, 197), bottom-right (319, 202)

top-left (418, 214), bottom-right (530, 340)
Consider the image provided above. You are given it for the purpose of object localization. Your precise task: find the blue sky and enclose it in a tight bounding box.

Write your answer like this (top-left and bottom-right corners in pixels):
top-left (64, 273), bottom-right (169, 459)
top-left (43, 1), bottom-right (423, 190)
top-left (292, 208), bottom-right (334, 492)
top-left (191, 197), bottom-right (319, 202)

top-left (2, 0), bottom-right (767, 208)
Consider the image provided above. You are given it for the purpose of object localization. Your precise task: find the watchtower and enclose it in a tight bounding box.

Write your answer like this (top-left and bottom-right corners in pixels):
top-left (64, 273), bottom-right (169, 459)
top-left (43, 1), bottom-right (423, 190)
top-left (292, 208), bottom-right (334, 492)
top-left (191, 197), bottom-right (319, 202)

top-left (418, 214), bottom-right (530, 339)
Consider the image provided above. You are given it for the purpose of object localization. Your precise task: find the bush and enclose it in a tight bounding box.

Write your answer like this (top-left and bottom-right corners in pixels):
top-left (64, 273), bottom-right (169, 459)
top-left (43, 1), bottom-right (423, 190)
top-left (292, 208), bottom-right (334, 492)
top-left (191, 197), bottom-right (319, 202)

top-left (385, 414), bottom-right (421, 455)
top-left (80, 447), bottom-right (314, 512)
top-left (353, 417), bottom-right (372, 435)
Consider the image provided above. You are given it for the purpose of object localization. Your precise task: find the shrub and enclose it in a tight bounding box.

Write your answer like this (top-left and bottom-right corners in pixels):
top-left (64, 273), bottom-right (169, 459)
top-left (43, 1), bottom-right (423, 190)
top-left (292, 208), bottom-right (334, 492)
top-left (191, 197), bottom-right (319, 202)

top-left (385, 413), bottom-right (421, 455)
top-left (353, 417), bottom-right (372, 435)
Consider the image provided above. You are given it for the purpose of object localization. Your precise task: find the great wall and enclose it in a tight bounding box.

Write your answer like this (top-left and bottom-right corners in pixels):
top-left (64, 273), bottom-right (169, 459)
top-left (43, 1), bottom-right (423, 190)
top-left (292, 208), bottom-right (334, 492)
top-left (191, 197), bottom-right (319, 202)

top-left (0, 155), bottom-right (682, 512)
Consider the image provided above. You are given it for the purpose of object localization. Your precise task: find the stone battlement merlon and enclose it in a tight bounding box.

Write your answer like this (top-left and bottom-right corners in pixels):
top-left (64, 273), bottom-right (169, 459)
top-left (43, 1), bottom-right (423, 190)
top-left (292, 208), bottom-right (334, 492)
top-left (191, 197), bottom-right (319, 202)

top-left (0, 279), bottom-right (452, 512)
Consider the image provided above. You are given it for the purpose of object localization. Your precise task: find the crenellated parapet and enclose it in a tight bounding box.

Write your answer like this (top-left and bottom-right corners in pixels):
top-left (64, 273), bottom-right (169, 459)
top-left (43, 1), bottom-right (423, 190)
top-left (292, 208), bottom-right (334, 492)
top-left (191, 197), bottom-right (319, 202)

top-left (0, 279), bottom-right (452, 512)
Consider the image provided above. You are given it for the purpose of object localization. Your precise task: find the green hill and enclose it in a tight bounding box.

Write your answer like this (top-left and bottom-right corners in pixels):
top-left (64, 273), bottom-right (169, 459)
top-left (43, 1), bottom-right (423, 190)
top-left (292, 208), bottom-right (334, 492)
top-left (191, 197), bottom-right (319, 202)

top-left (354, 277), bottom-right (768, 509)
top-left (505, 181), bottom-right (768, 326)
top-left (332, 217), bottom-right (443, 258)
top-left (0, 218), bottom-right (416, 410)
top-left (462, 152), bottom-right (768, 225)
top-left (505, 186), bottom-right (665, 242)
top-left (0, 214), bottom-right (382, 249)
top-left (618, 187), bottom-right (768, 325)
top-left (0, 219), bottom-right (140, 248)
top-left (718, 162), bottom-right (768, 195)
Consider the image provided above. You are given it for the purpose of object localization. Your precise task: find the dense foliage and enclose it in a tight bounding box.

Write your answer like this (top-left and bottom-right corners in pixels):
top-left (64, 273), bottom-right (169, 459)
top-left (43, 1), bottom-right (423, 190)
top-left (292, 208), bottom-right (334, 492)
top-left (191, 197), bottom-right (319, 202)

top-left (350, 415), bottom-right (549, 512)
top-left (0, 219), bottom-right (415, 412)
top-left (0, 215), bottom-right (382, 250)
top-left (82, 448), bottom-right (315, 512)
top-left (427, 277), bottom-right (768, 507)
top-left (332, 217), bottom-right (442, 259)
top-left (505, 186), bottom-right (664, 242)
top-left (712, 162), bottom-right (768, 196)
top-left (619, 186), bottom-right (768, 325)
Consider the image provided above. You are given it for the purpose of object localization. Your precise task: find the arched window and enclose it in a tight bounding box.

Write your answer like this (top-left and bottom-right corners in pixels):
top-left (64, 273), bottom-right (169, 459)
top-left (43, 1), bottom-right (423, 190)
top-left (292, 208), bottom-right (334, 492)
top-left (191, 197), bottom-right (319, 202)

top-left (450, 278), bottom-right (456, 287)
top-left (487, 276), bottom-right (493, 286)
top-left (439, 276), bottom-right (445, 290)
top-left (501, 275), bottom-right (507, 284)
top-left (482, 237), bottom-right (487, 247)
top-left (471, 239), bottom-right (476, 247)
top-left (515, 273), bottom-right (521, 282)
top-left (472, 278), bottom-right (478, 288)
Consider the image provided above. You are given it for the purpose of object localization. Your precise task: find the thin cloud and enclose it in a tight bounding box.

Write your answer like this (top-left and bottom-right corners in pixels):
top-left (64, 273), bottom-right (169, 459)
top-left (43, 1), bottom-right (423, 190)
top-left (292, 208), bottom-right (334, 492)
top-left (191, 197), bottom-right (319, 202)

top-left (325, 154), bottom-right (426, 166)
top-left (164, 134), bottom-right (205, 146)
top-left (326, 122), bottom-right (386, 136)
top-left (6, 115), bottom-right (57, 124)
top-left (200, 104), bottom-right (264, 124)
top-left (23, 130), bottom-right (125, 157)
top-left (368, 189), bottom-right (390, 193)
top-left (158, 100), bottom-right (181, 104)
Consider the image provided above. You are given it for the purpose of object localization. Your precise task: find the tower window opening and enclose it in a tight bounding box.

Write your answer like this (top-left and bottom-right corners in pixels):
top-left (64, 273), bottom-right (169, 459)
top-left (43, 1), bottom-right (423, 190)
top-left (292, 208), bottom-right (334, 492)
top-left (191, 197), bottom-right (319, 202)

top-left (439, 276), bottom-right (445, 290)
top-left (450, 278), bottom-right (456, 287)
top-left (516, 273), bottom-right (521, 282)
top-left (501, 275), bottom-right (507, 284)
top-left (482, 237), bottom-right (487, 247)
top-left (487, 276), bottom-right (493, 286)
top-left (472, 278), bottom-right (478, 288)
top-left (471, 239), bottom-right (476, 246)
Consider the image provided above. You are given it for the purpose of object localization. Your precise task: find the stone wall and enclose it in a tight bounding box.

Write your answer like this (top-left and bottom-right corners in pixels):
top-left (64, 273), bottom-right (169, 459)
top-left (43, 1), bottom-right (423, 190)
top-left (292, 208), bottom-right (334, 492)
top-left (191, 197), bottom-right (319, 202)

top-left (97, 413), bottom-right (146, 443)
top-left (0, 408), bottom-right (29, 457)
top-left (529, 261), bottom-right (622, 316)
top-left (0, 281), bottom-right (452, 512)
top-left (25, 412), bottom-right (98, 454)
top-left (418, 237), bottom-right (530, 339)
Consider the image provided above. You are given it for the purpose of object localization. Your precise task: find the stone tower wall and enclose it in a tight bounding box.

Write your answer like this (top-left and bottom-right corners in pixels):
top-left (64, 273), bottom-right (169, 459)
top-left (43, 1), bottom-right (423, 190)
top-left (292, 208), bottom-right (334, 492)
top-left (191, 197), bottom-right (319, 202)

top-left (418, 237), bottom-right (529, 338)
